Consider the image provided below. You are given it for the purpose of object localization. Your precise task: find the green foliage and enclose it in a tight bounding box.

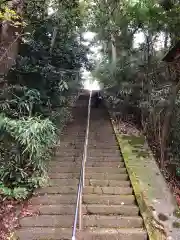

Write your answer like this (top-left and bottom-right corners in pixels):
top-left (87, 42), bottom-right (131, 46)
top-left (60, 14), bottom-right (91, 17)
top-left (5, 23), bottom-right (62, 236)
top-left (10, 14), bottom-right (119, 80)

top-left (0, 0), bottom-right (89, 199)
top-left (0, 184), bottom-right (29, 200)
top-left (0, 114), bottom-right (56, 197)
top-left (28, 173), bottom-right (49, 189)
top-left (13, 187), bottom-right (29, 200)
top-left (88, 0), bottom-right (180, 168)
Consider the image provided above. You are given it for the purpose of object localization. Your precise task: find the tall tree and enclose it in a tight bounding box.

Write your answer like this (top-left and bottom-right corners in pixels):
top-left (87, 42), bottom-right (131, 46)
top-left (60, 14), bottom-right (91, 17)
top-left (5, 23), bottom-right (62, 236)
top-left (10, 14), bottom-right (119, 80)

top-left (87, 0), bottom-right (180, 167)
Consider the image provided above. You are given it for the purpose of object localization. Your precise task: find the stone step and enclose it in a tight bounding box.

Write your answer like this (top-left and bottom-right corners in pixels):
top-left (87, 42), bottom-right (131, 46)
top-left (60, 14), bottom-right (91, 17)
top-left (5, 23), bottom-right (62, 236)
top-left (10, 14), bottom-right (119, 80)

top-left (49, 178), bottom-right (79, 186)
top-left (88, 156), bottom-right (123, 160)
top-left (88, 145), bottom-right (119, 149)
top-left (55, 147), bottom-right (83, 151)
top-left (48, 173), bottom-right (80, 179)
top-left (48, 172), bottom-right (128, 181)
top-left (58, 141), bottom-right (84, 145)
top-left (83, 204), bottom-right (139, 216)
top-left (53, 156), bottom-right (83, 160)
top-left (83, 194), bottom-right (135, 205)
top-left (89, 134), bottom-right (115, 137)
top-left (86, 167), bottom-right (126, 174)
top-left (49, 161), bottom-right (125, 168)
top-left (27, 204), bottom-right (76, 215)
top-left (87, 149), bottom-right (120, 153)
top-left (48, 166), bottom-right (127, 174)
top-left (58, 138), bottom-right (85, 142)
top-left (55, 150), bottom-right (121, 156)
top-left (86, 173), bottom-right (128, 180)
top-left (56, 145), bottom-right (83, 149)
top-left (20, 215), bottom-right (74, 228)
top-left (88, 152), bottom-right (120, 157)
top-left (49, 163), bottom-right (81, 169)
top-left (48, 178), bottom-right (131, 187)
top-left (88, 147), bottom-right (120, 150)
top-left (88, 140), bottom-right (116, 143)
top-left (53, 156), bottom-right (123, 161)
top-left (48, 166), bottom-right (81, 173)
top-left (57, 143), bottom-right (84, 148)
top-left (15, 227), bottom-right (72, 240)
top-left (83, 215), bottom-right (143, 228)
top-left (85, 179), bottom-right (130, 187)
top-left (54, 149), bottom-right (82, 154)
top-left (83, 186), bottom-right (133, 195)
top-left (89, 133), bottom-right (115, 136)
top-left (89, 136), bottom-right (116, 139)
top-left (29, 194), bottom-right (76, 205)
top-left (86, 162), bottom-right (125, 167)
top-left (55, 152), bottom-right (83, 157)
top-left (87, 158), bottom-right (123, 162)
top-left (88, 143), bottom-right (118, 147)
top-left (60, 133), bottom-right (85, 137)
top-left (25, 204), bottom-right (139, 216)
top-left (49, 160), bottom-right (82, 166)
top-left (79, 228), bottom-right (147, 240)
top-left (36, 186), bottom-right (78, 195)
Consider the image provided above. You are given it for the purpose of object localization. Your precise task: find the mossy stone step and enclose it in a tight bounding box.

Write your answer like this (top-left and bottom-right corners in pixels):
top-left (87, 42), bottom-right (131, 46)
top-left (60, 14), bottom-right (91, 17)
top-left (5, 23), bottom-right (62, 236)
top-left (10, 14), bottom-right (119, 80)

top-left (83, 194), bottom-right (135, 205)
top-left (79, 228), bottom-right (147, 240)
top-left (49, 161), bottom-right (125, 168)
top-left (48, 172), bottom-right (128, 180)
top-left (85, 179), bottom-right (130, 187)
top-left (83, 186), bottom-right (133, 195)
top-left (83, 215), bottom-right (143, 228)
top-left (83, 204), bottom-right (139, 216)
top-left (86, 167), bottom-right (127, 174)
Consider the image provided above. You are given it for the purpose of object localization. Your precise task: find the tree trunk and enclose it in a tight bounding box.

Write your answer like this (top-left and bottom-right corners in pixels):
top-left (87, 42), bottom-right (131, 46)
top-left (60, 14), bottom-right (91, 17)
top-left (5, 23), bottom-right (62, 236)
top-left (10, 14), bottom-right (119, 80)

top-left (50, 27), bottom-right (58, 53)
top-left (0, 0), bottom-right (24, 75)
top-left (164, 30), bottom-right (169, 50)
top-left (111, 33), bottom-right (116, 66)
top-left (160, 78), bottom-right (180, 168)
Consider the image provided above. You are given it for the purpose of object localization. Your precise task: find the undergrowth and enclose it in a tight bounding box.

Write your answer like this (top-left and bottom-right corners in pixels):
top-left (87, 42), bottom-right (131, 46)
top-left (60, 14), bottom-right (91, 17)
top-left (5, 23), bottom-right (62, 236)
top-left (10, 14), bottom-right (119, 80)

top-left (0, 114), bottom-right (56, 200)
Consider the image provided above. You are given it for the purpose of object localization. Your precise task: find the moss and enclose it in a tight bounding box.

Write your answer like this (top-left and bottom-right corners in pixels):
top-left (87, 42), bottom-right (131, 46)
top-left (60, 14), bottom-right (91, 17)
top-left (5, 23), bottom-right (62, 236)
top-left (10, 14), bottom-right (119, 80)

top-left (173, 221), bottom-right (180, 228)
top-left (132, 148), bottom-right (149, 158)
top-left (122, 135), bottom-right (145, 146)
top-left (121, 135), bottom-right (149, 159)
top-left (120, 147), bottom-right (163, 239)
top-left (113, 126), bottom-right (166, 240)
top-left (173, 208), bottom-right (180, 218)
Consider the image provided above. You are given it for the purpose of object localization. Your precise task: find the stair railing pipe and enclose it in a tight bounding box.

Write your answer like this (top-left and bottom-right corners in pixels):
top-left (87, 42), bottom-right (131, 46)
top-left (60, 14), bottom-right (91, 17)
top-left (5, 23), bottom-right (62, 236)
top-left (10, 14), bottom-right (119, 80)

top-left (72, 91), bottom-right (92, 240)
top-left (82, 90), bottom-right (92, 187)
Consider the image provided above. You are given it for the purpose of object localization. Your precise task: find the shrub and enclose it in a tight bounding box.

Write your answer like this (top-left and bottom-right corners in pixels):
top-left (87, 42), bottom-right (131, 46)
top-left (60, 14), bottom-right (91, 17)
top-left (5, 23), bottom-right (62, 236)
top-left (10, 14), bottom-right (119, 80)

top-left (0, 114), bottom-right (56, 197)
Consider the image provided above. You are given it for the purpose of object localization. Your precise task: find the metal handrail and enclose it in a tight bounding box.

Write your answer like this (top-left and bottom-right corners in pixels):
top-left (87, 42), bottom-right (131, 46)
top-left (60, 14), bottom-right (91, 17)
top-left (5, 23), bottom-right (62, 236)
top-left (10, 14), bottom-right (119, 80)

top-left (72, 91), bottom-right (92, 240)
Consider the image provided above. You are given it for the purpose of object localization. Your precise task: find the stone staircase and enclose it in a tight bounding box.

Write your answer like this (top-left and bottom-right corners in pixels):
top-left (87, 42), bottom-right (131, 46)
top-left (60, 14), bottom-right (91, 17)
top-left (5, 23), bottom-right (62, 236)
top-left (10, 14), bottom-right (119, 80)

top-left (16, 100), bottom-right (147, 239)
top-left (16, 104), bottom-right (88, 240)
top-left (79, 107), bottom-right (147, 240)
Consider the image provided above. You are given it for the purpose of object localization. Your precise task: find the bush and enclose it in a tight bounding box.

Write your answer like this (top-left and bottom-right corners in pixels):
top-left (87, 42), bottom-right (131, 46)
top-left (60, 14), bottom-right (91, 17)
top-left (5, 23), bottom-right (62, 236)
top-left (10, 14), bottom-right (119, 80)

top-left (0, 114), bottom-right (56, 198)
top-left (0, 184), bottom-right (29, 200)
